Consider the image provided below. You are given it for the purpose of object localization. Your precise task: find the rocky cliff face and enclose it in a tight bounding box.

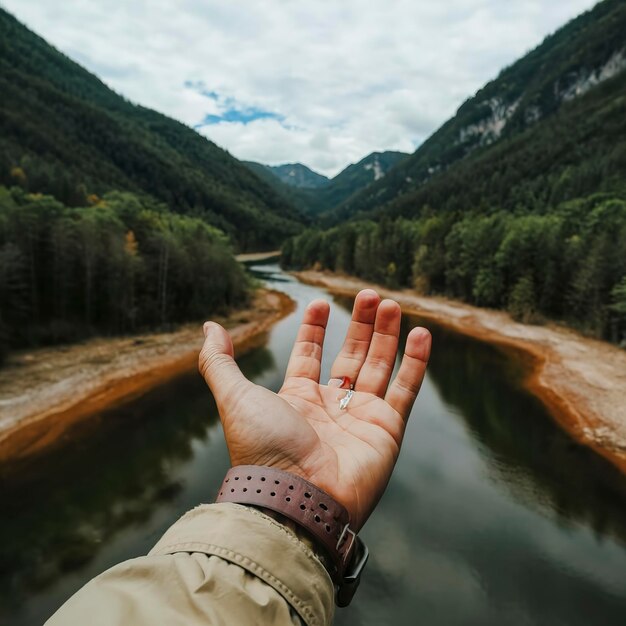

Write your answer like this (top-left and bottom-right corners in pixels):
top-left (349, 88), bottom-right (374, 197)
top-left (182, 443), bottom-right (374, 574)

top-left (456, 48), bottom-right (625, 157)
top-left (559, 49), bottom-right (626, 101)
top-left (458, 97), bottom-right (521, 146)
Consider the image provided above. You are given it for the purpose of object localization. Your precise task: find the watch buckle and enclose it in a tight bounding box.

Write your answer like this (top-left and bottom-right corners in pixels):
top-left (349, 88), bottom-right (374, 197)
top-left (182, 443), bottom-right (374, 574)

top-left (336, 536), bottom-right (369, 607)
top-left (336, 523), bottom-right (356, 554)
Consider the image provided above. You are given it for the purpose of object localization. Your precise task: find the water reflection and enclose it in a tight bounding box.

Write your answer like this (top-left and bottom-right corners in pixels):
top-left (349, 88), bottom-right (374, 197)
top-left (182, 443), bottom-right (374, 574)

top-left (422, 320), bottom-right (626, 543)
top-left (335, 313), bottom-right (626, 626)
top-left (0, 347), bottom-right (275, 624)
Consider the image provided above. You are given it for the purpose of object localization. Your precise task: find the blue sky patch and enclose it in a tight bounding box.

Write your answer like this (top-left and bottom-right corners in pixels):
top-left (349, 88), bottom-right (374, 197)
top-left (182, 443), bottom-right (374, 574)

top-left (200, 107), bottom-right (283, 125)
top-left (186, 81), bottom-right (283, 126)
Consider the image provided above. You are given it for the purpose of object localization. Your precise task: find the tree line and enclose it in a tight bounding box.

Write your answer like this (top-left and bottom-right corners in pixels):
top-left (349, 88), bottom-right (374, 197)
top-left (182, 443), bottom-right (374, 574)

top-left (0, 187), bottom-right (250, 362)
top-left (282, 194), bottom-right (626, 343)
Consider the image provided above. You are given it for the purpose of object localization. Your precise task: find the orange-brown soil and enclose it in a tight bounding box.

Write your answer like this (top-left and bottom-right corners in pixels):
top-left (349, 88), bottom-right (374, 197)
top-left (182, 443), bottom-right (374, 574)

top-left (0, 289), bottom-right (294, 463)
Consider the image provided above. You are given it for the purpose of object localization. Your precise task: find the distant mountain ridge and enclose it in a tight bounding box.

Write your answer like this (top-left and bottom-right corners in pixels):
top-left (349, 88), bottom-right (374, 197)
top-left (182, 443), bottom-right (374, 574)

top-left (267, 163), bottom-right (329, 189)
top-left (331, 0), bottom-right (626, 222)
top-left (245, 150), bottom-right (408, 214)
top-left (0, 8), bottom-right (305, 250)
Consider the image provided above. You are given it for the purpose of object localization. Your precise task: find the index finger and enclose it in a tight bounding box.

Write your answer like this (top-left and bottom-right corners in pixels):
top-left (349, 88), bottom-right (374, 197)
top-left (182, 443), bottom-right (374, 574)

top-left (284, 299), bottom-right (330, 383)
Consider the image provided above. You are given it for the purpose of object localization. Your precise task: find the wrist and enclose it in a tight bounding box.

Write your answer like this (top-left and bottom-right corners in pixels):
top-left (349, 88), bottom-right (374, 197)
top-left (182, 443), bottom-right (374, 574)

top-left (215, 465), bottom-right (369, 607)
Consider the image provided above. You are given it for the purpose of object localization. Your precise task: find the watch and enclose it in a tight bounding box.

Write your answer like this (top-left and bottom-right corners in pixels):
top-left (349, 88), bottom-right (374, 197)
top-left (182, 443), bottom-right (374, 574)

top-left (215, 465), bottom-right (369, 607)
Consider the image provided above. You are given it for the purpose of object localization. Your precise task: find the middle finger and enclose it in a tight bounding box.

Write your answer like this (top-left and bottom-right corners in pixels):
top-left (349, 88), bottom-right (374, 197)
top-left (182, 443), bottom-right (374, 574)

top-left (355, 299), bottom-right (401, 397)
top-left (329, 289), bottom-right (380, 383)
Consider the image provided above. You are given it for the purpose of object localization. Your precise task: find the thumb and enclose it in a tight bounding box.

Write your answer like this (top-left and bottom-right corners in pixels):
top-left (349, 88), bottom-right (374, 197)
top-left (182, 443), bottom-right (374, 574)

top-left (199, 321), bottom-right (251, 408)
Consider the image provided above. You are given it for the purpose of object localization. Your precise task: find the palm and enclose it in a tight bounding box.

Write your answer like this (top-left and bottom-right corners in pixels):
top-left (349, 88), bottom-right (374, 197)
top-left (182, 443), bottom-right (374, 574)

top-left (200, 289), bottom-right (431, 531)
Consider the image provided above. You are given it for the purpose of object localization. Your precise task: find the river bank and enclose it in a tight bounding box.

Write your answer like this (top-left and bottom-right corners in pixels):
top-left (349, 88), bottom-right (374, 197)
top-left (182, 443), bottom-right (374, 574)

top-left (295, 270), bottom-right (626, 475)
top-left (0, 288), bottom-right (294, 464)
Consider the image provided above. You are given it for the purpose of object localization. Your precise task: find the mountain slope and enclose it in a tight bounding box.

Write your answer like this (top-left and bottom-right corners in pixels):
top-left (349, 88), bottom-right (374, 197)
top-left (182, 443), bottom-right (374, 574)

top-left (331, 0), bottom-right (626, 222)
top-left (0, 9), bottom-right (304, 250)
top-left (318, 151), bottom-right (408, 213)
top-left (381, 68), bottom-right (626, 221)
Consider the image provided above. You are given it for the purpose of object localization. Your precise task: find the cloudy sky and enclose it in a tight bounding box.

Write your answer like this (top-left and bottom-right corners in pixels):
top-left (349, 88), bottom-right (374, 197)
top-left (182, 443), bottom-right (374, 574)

top-left (4, 0), bottom-right (598, 176)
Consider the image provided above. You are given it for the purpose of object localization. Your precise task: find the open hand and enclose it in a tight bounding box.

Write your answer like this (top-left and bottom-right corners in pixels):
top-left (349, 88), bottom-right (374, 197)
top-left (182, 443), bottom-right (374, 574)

top-left (199, 289), bottom-right (431, 530)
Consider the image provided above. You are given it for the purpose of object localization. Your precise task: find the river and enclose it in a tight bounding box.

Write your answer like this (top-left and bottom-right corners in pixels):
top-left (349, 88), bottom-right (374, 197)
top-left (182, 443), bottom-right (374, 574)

top-left (1, 264), bottom-right (625, 625)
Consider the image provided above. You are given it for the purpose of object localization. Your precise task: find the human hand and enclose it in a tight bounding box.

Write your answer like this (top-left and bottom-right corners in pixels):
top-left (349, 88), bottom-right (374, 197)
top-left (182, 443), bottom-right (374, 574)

top-left (199, 290), bottom-right (431, 531)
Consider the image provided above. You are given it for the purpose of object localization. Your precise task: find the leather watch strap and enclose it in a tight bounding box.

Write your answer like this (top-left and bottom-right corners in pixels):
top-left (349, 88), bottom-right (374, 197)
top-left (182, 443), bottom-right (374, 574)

top-left (215, 465), bottom-right (367, 604)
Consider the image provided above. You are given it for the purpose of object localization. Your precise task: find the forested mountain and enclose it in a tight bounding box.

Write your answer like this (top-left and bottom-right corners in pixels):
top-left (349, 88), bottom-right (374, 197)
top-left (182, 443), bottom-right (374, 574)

top-left (0, 9), bottom-right (304, 250)
top-left (318, 151), bottom-right (408, 215)
top-left (330, 0), bottom-right (626, 223)
top-left (246, 151), bottom-right (408, 215)
top-left (283, 0), bottom-right (626, 343)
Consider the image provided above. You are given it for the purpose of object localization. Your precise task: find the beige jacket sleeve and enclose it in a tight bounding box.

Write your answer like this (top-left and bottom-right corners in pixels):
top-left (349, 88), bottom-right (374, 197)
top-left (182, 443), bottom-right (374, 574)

top-left (46, 503), bottom-right (335, 626)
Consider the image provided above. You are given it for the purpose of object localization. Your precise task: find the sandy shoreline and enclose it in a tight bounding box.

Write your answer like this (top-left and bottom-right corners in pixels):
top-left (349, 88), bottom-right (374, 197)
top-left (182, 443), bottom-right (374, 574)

top-left (0, 288), bottom-right (294, 464)
top-left (295, 270), bottom-right (626, 475)
top-left (235, 250), bottom-right (281, 263)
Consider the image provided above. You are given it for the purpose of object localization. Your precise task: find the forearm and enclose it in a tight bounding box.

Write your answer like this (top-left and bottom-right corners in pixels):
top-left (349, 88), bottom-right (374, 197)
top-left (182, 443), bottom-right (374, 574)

top-left (46, 503), bottom-right (334, 626)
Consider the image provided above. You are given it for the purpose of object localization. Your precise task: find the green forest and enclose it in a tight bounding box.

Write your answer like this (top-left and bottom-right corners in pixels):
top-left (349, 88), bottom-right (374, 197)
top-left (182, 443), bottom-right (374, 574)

top-left (283, 196), bottom-right (626, 341)
top-left (0, 186), bottom-right (249, 361)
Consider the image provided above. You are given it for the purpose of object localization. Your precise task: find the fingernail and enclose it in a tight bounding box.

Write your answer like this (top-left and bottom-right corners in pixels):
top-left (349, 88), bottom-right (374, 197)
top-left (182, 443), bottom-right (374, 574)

top-left (358, 289), bottom-right (379, 306)
top-left (413, 328), bottom-right (432, 361)
top-left (203, 322), bottom-right (213, 338)
top-left (327, 378), bottom-right (342, 387)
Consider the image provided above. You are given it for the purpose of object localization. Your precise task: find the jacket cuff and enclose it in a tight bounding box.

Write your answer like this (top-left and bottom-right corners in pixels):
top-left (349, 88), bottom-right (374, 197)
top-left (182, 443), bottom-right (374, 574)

top-left (149, 502), bottom-right (334, 626)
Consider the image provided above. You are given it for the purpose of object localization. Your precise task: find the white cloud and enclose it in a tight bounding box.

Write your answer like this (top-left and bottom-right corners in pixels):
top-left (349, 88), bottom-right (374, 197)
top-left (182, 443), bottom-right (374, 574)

top-left (3, 0), bottom-right (598, 176)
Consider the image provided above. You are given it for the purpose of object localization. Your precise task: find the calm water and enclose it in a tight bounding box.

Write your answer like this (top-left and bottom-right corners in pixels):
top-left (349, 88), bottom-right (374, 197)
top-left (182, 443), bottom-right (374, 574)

top-left (1, 264), bottom-right (625, 625)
